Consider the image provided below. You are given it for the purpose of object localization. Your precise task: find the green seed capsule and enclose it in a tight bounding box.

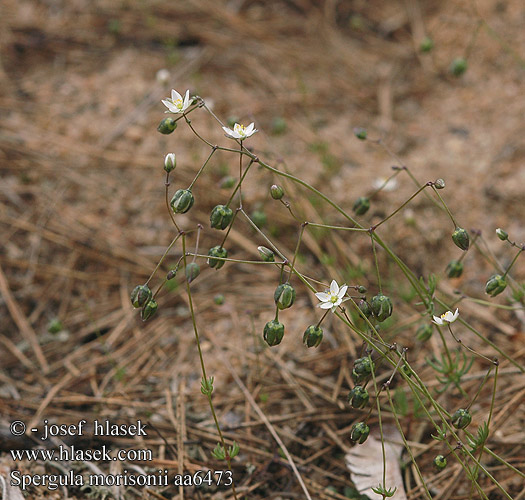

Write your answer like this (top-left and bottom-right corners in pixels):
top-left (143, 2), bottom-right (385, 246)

top-left (166, 269), bottom-right (177, 280)
top-left (420, 36), bottom-right (434, 53)
top-left (352, 196), bottom-right (370, 216)
top-left (141, 299), bottom-right (158, 321)
top-left (263, 320), bottom-right (285, 347)
top-left (214, 294), bottom-right (225, 305)
top-left (170, 189), bottom-right (194, 214)
top-left (257, 246), bottom-right (275, 262)
top-left (371, 293), bottom-right (393, 322)
top-left (274, 283), bottom-right (296, 310)
top-left (433, 455), bottom-right (447, 471)
top-left (452, 227), bottom-right (470, 251)
top-left (358, 299), bottom-right (373, 319)
top-left (207, 246), bottom-right (228, 269)
top-left (185, 262), bottom-right (200, 283)
top-left (496, 228), bottom-right (508, 241)
top-left (446, 260), bottom-right (463, 278)
top-left (270, 184), bottom-right (284, 200)
top-left (348, 385), bottom-right (369, 409)
top-left (485, 274), bottom-right (507, 297)
top-left (434, 178), bottom-right (446, 189)
top-left (157, 117), bottom-right (177, 134)
top-left (450, 57), bottom-right (467, 77)
top-left (251, 210), bottom-right (267, 228)
top-left (354, 127), bottom-right (367, 140)
top-left (210, 204), bottom-right (234, 230)
top-left (416, 323), bottom-right (433, 342)
top-left (352, 356), bottom-right (375, 384)
top-left (451, 408), bottom-right (472, 429)
top-left (350, 422), bottom-right (370, 444)
top-left (303, 325), bottom-right (323, 348)
top-left (220, 176), bottom-right (236, 189)
top-left (131, 284), bottom-right (152, 309)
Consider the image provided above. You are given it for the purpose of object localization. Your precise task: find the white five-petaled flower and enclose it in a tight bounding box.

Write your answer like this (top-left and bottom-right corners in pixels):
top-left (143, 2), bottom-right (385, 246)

top-left (162, 89), bottom-right (191, 114)
top-left (315, 280), bottom-right (348, 312)
top-left (222, 122), bottom-right (257, 140)
top-left (432, 308), bottom-right (459, 325)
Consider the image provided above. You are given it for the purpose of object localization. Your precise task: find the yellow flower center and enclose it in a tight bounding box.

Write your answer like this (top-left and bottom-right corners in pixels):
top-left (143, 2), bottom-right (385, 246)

top-left (330, 295), bottom-right (338, 303)
top-left (174, 99), bottom-right (183, 109)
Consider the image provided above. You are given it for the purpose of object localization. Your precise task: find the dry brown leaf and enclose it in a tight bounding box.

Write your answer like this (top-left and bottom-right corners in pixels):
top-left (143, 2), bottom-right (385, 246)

top-left (345, 426), bottom-right (407, 500)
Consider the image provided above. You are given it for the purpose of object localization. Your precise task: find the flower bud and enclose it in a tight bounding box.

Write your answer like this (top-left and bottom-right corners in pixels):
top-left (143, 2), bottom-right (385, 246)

top-left (496, 228), bottom-right (508, 241)
top-left (263, 319), bottom-right (285, 346)
top-left (371, 293), bottom-right (393, 322)
top-left (450, 57), bottom-right (467, 77)
top-left (446, 260), bottom-right (463, 278)
top-left (141, 299), bottom-right (158, 321)
top-left (274, 283), bottom-right (296, 310)
top-left (352, 197), bottom-right (370, 216)
top-left (257, 246), bottom-right (275, 262)
top-left (131, 284), bottom-right (152, 308)
top-left (164, 153), bottom-right (176, 172)
top-left (451, 408), bottom-right (472, 429)
top-left (210, 204), bottom-right (234, 230)
top-left (348, 385), bottom-right (369, 409)
top-left (270, 184), bottom-right (284, 200)
top-left (433, 455), bottom-right (447, 471)
top-left (358, 299), bottom-right (373, 319)
top-left (214, 294), bottom-right (225, 305)
top-left (170, 189), bottom-right (194, 214)
top-left (416, 323), bottom-right (433, 342)
top-left (207, 246), bottom-right (228, 269)
top-left (353, 127), bottom-right (367, 140)
top-left (357, 285), bottom-right (367, 294)
top-left (251, 210), bottom-right (267, 228)
top-left (452, 227), bottom-right (470, 251)
top-left (303, 325), bottom-right (323, 348)
top-left (166, 269), bottom-right (177, 280)
top-left (157, 117), bottom-right (177, 134)
top-left (434, 178), bottom-right (446, 189)
top-left (485, 274), bottom-right (507, 297)
top-left (185, 262), bottom-right (200, 283)
top-left (352, 356), bottom-right (375, 384)
top-left (350, 422), bottom-right (370, 444)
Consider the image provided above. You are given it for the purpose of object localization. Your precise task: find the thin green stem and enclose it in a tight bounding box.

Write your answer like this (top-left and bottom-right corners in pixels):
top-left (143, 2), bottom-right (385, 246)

top-left (182, 234), bottom-right (238, 500)
top-left (287, 223), bottom-right (307, 282)
top-left (502, 247), bottom-right (523, 279)
top-left (373, 183), bottom-right (429, 229)
top-left (188, 147), bottom-right (217, 190)
top-left (431, 185), bottom-right (458, 227)
top-left (145, 233), bottom-right (181, 286)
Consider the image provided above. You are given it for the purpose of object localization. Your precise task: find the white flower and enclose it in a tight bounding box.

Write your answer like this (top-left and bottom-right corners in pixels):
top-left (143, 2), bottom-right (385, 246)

top-left (162, 89), bottom-right (191, 113)
top-left (432, 308), bottom-right (459, 325)
top-left (315, 280), bottom-right (348, 312)
top-left (222, 122), bottom-right (257, 140)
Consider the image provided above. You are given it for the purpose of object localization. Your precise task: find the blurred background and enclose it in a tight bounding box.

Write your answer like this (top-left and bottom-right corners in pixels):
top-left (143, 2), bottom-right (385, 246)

top-left (0, 0), bottom-right (524, 498)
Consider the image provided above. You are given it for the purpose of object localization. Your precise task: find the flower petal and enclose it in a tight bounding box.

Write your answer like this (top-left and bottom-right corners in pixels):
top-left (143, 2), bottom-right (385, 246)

top-left (338, 285), bottom-right (348, 298)
top-left (330, 280), bottom-right (339, 295)
top-left (171, 89), bottom-right (182, 101)
top-left (319, 302), bottom-right (333, 309)
top-left (315, 292), bottom-right (330, 302)
top-left (183, 89), bottom-right (190, 109)
top-left (432, 316), bottom-right (443, 325)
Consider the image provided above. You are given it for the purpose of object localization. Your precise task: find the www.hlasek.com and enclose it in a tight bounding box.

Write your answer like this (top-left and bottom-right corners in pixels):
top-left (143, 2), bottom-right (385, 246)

top-left (11, 445), bottom-right (152, 462)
